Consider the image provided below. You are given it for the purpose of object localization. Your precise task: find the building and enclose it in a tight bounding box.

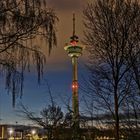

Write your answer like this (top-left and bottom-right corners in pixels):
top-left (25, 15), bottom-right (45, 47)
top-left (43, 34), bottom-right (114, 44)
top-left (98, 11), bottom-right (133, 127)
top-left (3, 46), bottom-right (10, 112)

top-left (0, 124), bottom-right (44, 140)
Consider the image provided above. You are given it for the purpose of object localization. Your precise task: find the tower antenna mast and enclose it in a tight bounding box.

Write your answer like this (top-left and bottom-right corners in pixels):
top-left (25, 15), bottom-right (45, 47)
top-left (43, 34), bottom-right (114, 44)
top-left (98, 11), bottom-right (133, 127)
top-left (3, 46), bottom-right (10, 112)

top-left (73, 13), bottom-right (75, 37)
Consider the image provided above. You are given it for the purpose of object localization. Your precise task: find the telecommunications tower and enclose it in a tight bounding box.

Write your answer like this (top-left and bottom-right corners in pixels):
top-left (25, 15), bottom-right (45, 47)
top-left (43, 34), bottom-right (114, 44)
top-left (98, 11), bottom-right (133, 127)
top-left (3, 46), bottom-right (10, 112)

top-left (64, 14), bottom-right (84, 139)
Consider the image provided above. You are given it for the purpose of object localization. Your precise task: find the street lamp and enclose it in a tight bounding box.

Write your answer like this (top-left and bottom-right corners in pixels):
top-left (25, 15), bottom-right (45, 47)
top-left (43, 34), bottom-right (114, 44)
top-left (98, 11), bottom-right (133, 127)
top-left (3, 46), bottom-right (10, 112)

top-left (31, 129), bottom-right (36, 135)
top-left (9, 128), bottom-right (14, 136)
top-left (64, 14), bottom-right (84, 140)
top-left (8, 128), bottom-right (14, 139)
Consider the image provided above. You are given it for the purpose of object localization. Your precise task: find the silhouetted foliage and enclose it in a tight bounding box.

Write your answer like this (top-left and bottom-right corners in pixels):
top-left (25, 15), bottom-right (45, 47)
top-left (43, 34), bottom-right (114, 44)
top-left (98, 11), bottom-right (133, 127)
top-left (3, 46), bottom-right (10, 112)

top-left (18, 103), bottom-right (63, 140)
top-left (0, 0), bottom-right (58, 106)
top-left (17, 83), bottom-right (64, 140)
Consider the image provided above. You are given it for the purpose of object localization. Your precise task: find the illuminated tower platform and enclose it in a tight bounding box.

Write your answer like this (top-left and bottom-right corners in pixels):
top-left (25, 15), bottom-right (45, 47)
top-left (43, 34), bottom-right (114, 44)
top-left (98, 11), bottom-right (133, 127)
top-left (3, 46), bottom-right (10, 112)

top-left (64, 14), bottom-right (84, 140)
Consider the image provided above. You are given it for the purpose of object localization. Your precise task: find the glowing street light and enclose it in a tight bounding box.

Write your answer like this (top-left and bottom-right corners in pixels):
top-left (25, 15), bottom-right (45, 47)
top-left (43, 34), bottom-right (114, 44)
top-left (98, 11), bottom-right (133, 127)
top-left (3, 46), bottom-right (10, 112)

top-left (9, 128), bottom-right (14, 135)
top-left (31, 129), bottom-right (36, 135)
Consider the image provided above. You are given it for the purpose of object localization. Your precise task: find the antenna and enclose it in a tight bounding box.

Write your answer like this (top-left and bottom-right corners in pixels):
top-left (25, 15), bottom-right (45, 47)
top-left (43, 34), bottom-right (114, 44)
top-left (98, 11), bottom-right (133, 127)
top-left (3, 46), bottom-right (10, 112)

top-left (70, 13), bottom-right (79, 42)
top-left (73, 13), bottom-right (75, 37)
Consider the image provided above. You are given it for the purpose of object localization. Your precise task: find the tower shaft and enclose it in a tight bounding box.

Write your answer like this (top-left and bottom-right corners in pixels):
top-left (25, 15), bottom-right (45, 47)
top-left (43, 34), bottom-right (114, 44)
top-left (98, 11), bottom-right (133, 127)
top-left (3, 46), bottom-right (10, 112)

top-left (72, 56), bottom-right (78, 81)
top-left (72, 56), bottom-right (79, 128)
top-left (72, 56), bottom-right (80, 140)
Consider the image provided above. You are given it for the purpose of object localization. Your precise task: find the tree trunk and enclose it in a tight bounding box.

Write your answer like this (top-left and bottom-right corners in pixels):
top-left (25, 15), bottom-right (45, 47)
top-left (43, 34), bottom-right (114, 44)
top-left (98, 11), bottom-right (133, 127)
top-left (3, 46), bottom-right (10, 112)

top-left (114, 91), bottom-right (119, 140)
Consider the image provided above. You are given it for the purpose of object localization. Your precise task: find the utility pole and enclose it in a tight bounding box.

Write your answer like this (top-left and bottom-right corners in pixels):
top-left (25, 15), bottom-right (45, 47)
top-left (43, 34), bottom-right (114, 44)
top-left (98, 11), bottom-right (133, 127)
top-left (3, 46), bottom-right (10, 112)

top-left (64, 14), bottom-right (84, 140)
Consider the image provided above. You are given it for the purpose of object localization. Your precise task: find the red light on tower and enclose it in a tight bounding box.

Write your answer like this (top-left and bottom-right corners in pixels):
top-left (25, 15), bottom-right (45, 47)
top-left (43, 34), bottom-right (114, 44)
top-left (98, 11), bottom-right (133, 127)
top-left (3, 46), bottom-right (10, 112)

top-left (72, 84), bottom-right (75, 89)
top-left (70, 40), bottom-right (77, 46)
top-left (72, 81), bottom-right (78, 90)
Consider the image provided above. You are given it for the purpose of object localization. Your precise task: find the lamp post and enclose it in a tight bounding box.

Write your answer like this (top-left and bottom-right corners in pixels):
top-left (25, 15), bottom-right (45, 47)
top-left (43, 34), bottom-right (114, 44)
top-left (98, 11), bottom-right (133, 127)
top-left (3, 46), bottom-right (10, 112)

top-left (64, 14), bottom-right (84, 140)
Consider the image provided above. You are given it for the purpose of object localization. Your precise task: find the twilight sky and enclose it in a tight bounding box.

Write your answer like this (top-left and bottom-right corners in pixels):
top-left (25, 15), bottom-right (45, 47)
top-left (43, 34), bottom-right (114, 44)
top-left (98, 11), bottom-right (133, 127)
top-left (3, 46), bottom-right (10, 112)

top-left (0, 0), bottom-right (92, 125)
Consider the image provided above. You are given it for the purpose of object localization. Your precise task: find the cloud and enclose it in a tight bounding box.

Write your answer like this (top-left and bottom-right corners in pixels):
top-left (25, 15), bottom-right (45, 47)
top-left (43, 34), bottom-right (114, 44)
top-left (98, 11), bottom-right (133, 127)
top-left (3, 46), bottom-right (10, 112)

top-left (46, 0), bottom-right (84, 11)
